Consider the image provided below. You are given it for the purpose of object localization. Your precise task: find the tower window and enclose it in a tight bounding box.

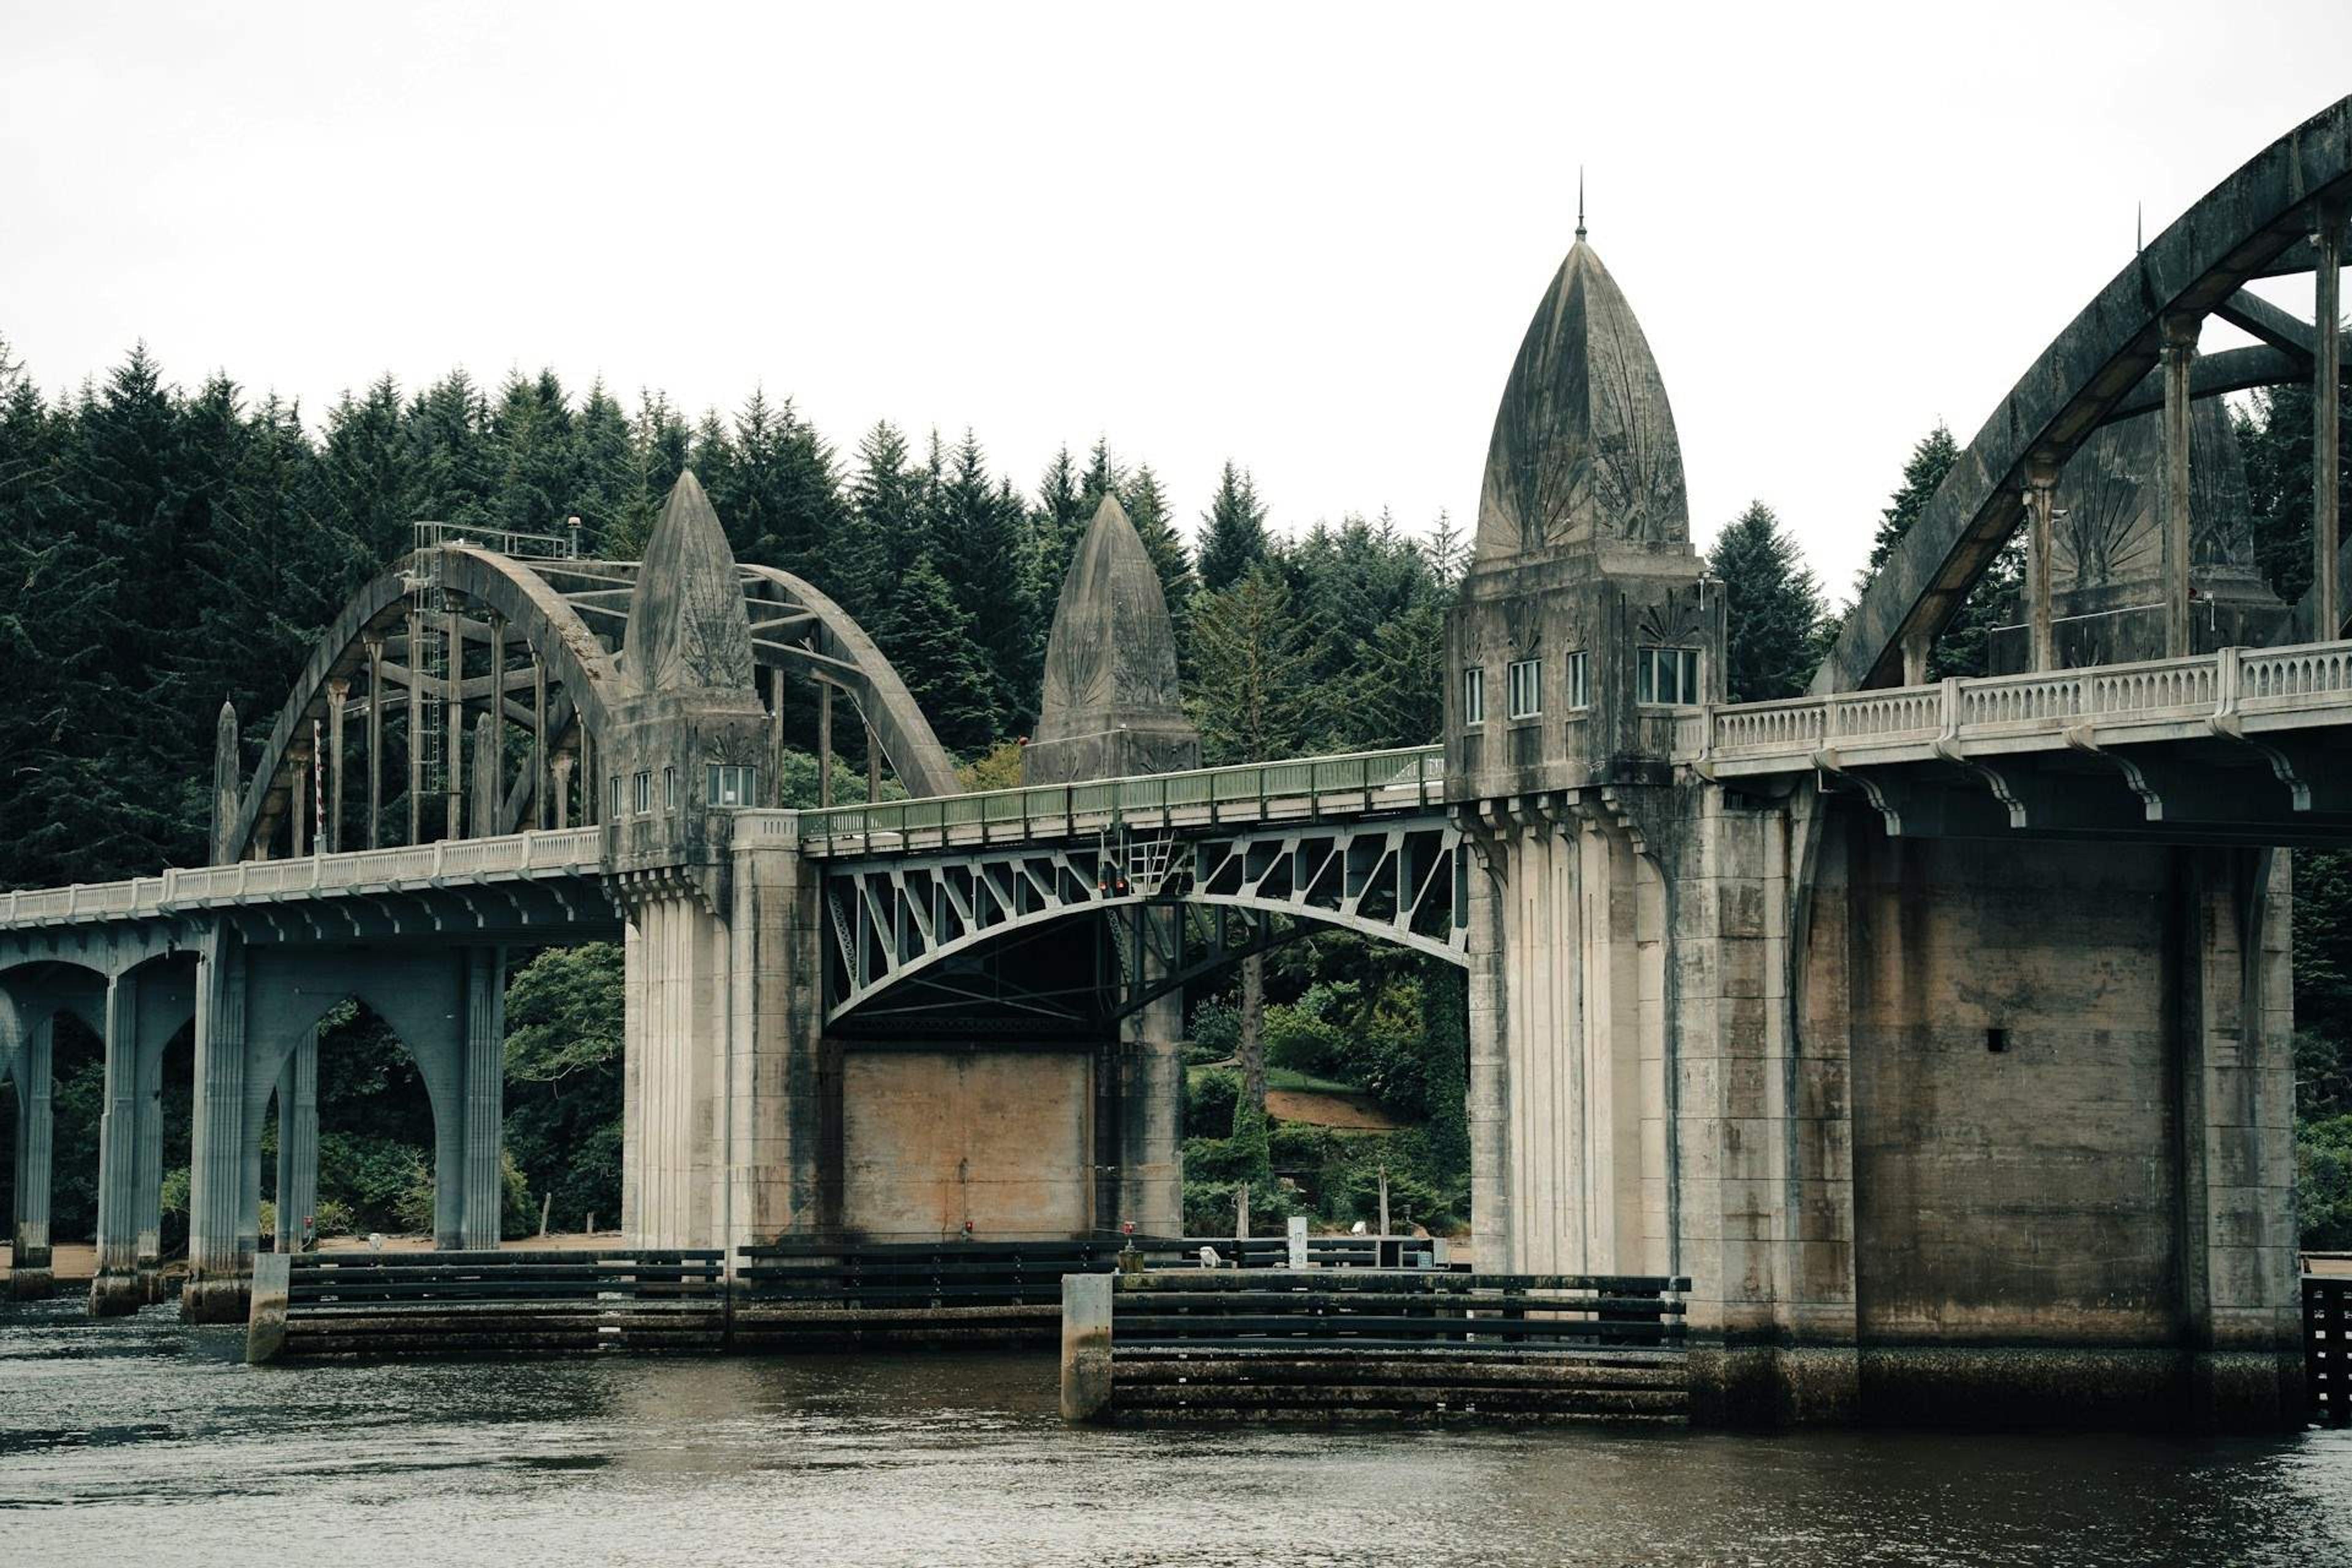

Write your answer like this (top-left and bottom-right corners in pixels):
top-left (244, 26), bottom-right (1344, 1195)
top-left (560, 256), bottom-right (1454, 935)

top-left (609, 775), bottom-right (622, 819)
top-left (663, 766), bottom-right (679, 810)
top-left (1566, 650), bottom-right (1591, 709)
top-left (632, 770), bottom-right (651, 815)
top-left (707, 764), bottom-right (758, 807)
top-left (1507, 658), bottom-right (1542, 720)
top-left (1461, 667), bottom-right (1486, 726)
top-left (1636, 646), bottom-right (1700, 706)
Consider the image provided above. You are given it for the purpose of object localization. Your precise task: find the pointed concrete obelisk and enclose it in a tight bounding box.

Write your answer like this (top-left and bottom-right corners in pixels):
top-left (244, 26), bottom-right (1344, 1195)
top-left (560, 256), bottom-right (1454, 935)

top-left (624, 469), bottom-right (756, 697)
top-left (211, 699), bottom-right (239, 864)
top-left (1024, 494), bottom-right (1200, 785)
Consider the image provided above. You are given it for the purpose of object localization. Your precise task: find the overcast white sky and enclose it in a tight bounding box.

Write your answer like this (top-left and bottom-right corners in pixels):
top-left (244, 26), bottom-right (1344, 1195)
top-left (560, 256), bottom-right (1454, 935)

top-left (4, 2), bottom-right (2348, 596)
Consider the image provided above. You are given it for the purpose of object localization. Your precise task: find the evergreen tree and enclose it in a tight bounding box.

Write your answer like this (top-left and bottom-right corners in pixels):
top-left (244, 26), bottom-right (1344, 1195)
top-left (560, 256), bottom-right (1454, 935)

top-left (2239, 380), bottom-right (2351, 611)
top-left (568, 379), bottom-right (636, 549)
top-left (325, 379), bottom-right (419, 575)
top-left (929, 430), bottom-right (1029, 727)
top-left (706, 388), bottom-right (845, 582)
top-left (487, 369), bottom-right (576, 534)
top-left (1187, 565), bottom-right (1322, 763)
top-left (1120, 463), bottom-right (1196, 646)
top-left (402, 371), bottom-right (494, 535)
top-left (867, 556), bottom-right (998, 752)
top-left (1709, 500), bottom-right (1829, 701)
top-left (1854, 421), bottom-right (2011, 679)
top-left (841, 420), bottom-right (925, 615)
top-left (1196, 461), bottom-right (1270, 592)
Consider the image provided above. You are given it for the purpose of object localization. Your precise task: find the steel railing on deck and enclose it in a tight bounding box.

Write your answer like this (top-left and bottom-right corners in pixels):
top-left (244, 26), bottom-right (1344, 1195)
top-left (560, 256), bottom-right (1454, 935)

top-left (796, 745), bottom-right (1447, 856)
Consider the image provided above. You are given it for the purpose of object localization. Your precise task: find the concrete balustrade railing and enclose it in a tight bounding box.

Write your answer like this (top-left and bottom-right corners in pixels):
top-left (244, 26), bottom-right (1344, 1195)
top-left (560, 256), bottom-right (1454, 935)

top-left (0, 825), bottom-right (605, 932)
top-left (1693, 638), bottom-right (2352, 777)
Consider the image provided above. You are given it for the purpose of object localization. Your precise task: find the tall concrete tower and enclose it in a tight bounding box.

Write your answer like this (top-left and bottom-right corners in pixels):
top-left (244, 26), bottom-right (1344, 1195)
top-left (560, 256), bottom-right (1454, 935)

top-left (1445, 235), bottom-right (1722, 797)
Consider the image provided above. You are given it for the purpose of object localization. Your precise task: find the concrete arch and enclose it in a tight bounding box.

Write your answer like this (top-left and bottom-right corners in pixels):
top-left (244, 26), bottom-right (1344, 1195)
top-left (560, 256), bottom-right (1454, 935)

top-left (1819, 93), bottom-right (2352, 692)
top-left (228, 548), bottom-right (624, 861)
top-left (737, 565), bottom-right (962, 799)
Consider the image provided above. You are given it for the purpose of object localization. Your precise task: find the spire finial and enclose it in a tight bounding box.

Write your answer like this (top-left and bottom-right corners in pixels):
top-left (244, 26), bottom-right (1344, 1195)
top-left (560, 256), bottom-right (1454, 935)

top-left (2136, 201), bottom-right (2143, 255)
top-left (1576, 166), bottom-right (1587, 241)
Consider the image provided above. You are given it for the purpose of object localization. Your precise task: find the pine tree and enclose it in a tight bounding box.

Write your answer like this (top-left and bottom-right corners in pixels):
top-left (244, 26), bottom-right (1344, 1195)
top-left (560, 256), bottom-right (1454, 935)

top-left (488, 369), bottom-right (576, 534)
top-left (841, 420), bottom-right (925, 615)
top-left (928, 430), bottom-right (1029, 730)
top-left (1854, 421), bottom-right (2012, 679)
top-left (1425, 508), bottom-right (1469, 589)
top-left (2239, 382), bottom-right (2351, 611)
top-left (1187, 565), bottom-right (1322, 763)
top-left (1196, 461), bottom-right (1270, 592)
top-left (1709, 501), bottom-right (1829, 701)
top-left (1120, 463), bottom-right (1196, 646)
top-left (707, 388), bottom-right (845, 582)
top-left (569, 379), bottom-right (635, 549)
top-left (402, 371), bottom-right (494, 535)
top-left (867, 556), bottom-right (998, 752)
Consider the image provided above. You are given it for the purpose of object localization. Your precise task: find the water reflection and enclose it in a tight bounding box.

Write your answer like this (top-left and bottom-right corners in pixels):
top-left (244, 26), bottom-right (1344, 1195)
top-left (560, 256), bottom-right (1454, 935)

top-left (2, 1297), bottom-right (2346, 1566)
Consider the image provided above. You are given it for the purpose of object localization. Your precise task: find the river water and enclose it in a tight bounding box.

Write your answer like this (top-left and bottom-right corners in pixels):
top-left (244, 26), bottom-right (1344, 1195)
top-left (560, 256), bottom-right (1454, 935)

top-left (2, 1298), bottom-right (2348, 1567)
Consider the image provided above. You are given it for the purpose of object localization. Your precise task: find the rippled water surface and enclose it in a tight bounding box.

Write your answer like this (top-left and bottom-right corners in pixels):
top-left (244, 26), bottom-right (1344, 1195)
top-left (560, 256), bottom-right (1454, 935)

top-left (4, 1298), bottom-right (2349, 1566)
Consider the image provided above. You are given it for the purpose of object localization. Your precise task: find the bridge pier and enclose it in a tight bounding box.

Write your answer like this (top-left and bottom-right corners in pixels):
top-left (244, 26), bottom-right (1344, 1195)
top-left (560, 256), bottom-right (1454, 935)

top-left (271, 1025), bottom-right (318, 1256)
top-left (5, 1010), bottom-right (55, 1300)
top-left (91, 971), bottom-right (143, 1314)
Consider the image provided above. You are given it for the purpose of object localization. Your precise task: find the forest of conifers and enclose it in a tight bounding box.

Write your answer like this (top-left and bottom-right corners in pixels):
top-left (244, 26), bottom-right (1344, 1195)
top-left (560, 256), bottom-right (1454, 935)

top-left (1, 333), bottom-right (2348, 1246)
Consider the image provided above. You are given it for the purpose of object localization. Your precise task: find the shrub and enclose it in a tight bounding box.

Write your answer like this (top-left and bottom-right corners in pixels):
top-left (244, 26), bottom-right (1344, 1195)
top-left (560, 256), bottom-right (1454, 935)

top-left (1185, 1069), bottom-right (1240, 1138)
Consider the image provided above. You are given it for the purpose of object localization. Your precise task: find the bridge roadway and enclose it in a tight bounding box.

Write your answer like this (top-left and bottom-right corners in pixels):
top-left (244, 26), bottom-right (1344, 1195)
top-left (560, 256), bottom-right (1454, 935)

top-left (4, 634), bottom-right (2350, 947)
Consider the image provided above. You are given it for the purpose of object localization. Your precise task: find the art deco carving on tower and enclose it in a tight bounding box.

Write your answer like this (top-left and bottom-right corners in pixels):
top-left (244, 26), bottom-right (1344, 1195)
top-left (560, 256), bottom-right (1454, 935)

top-left (1025, 493), bottom-right (1200, 785)
top-left (1474, 239), bottom-right (1689, 559)
top-left (624, 469), bottom-right (756, 696)
top-left (2052, 400), bottom-right (2258, 589)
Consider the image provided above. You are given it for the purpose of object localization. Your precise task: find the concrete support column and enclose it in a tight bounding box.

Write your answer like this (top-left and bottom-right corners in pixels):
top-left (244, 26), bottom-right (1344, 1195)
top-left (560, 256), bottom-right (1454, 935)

top-left (1115, 907), bottom-right (1184, 1237)
top-left (818, 682), bottom-right (834, 809)
top-left (460, 947), bottom-right (507, 1250)
top-left (445, 609), bottom-right (465, 841)
top-left (1463, 842), bottom-right (1509, 1272)
top-left (7, 1014), bottom-right (55, 1299)
top-left (2025, 454), bottom-right (2059, 671)
top-left (365, 638), bottom-right (384, 850)
top-left (289, 744), bottom-right (309, 859)
top-left (470, 711), bottom-right (499, 840)
top-left (726, 834), bottom-right (828, 1263)
top-left (552, 750), bottom-right (575, 831)
top-left (625, 884), bottom-right (731, 1250)
top-left (405, 611), bottom-right (425, 844)
top-left (271, 1025), bottom-right (318, 1255)
top-left (91, 971), bottom-right (142, 1313)
top-left (184, 929), bottom-right (251, 1321)
top-left (133, 1030), bottom-right (165, 1300)
top-left (2176, 848), bottom-right (2303, 1428)
top-left (1899, 630), bottom-right (1929, 688)
top-left (2317, 199), bottom-right (2343, 641)
top-left (326, 678), bottom-right (349, 854)
top-left (2160, 312), bottom-right (2200, 658)
top-left (532, 657), bottom-right (549, 831)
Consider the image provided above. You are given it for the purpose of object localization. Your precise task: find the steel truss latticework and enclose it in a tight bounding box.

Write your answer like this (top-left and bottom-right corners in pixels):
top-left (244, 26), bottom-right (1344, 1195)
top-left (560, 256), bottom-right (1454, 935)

top-left (821, 816), bottom-right (1468, 1025)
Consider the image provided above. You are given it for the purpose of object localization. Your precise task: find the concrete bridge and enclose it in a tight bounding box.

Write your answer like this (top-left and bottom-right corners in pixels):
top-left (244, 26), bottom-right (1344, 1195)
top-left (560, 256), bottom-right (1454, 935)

top-left (6, 94), bottom-right (2352, 1429)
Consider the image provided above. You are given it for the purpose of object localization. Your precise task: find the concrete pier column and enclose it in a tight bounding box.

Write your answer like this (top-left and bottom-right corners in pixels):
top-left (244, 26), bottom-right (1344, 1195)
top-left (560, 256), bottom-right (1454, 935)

top-left (532, 657), bottom-right (549, 830)
top-left (289, 743), bottom-right (308, 859)
top-left (2316, 199), bottom-right (2343, 640)
top-left (271, 1025), bottom-right (318, 1254)
top-left (133, 1035), bottom-right (164, 1300)
top-left (7, 1013), bottom-right (55, 1300)
top-left (2159, 313), bottom-right (2200, 658)
top-left (364, 638), bottom-right (385, 850)
top-left (1115, 907), bottom-right (1184, 1237)
top-left (91, 970), bottom-right (143, 1314)
top-left (405, 608), bottom-right (426, 845)
top-left (459, 947), bottom-right (507, 1250)
top-left (326, 678), bottom-right (349, 853)
top-left (551, 749), bottom-right (575, 831)
top-left (445, 609), bottom-right (465, 841)
top-left (1463, 842), bottom-right (1509, 1273)
top-left (183, 929), bottom-right (252, 1321)
top-left (470, 712), bottom-right (499, 840)
top-left (2025, 454), bottom-right (2059, 671)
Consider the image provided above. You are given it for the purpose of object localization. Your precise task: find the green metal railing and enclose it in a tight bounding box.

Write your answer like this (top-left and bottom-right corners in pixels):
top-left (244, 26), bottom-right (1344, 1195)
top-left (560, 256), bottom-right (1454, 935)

top-left (798, 745), bottom-right (1447, 856)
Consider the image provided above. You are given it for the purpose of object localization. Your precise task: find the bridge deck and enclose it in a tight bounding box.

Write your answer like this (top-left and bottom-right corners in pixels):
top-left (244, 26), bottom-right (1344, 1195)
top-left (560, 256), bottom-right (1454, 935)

top-left (5, 640), bottom-right (2349, 931)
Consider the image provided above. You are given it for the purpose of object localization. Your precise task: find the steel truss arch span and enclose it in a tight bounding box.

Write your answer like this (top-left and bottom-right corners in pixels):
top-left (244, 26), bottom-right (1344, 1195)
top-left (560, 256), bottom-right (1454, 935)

top-left (823, 817), bottom-right (1469, 1025)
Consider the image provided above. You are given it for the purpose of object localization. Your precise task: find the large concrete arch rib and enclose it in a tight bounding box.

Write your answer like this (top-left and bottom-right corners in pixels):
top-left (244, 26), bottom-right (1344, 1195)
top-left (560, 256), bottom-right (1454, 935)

top-left (1819, 94), bottom-right (2352, 692)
